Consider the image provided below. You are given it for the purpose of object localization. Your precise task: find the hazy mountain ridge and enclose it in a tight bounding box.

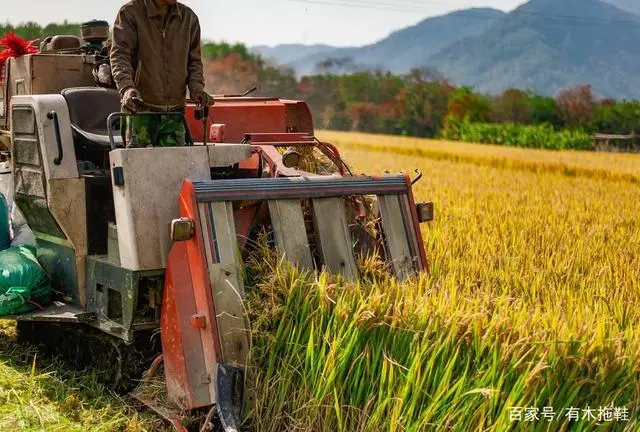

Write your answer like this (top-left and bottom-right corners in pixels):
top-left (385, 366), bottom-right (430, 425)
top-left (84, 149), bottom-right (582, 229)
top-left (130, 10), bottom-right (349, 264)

top-left (252, 8), bottom-right (506, 76)
top-left (251, 44), bottom-right (337, 65)
top-left (426, 0), bottom-right (640, 98)
top-left (601, 0), bottom-right (640, 14)
top-left (251, 0), bottom-right (640, 99)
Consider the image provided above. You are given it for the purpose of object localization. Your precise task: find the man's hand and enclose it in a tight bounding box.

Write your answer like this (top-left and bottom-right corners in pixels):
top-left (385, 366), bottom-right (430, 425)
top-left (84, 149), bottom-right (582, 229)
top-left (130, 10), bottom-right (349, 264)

top-left (192, 90), bottom-right (214, 107)
top-left (122, 87), bottom-right (142, 113)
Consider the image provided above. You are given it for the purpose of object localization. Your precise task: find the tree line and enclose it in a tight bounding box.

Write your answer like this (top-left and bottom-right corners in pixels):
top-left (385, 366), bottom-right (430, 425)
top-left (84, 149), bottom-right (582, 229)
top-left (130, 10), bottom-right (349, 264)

top-left (3, 22), bottom-right (640, 150)
top-left (203, 49), bottom-right (640, 150)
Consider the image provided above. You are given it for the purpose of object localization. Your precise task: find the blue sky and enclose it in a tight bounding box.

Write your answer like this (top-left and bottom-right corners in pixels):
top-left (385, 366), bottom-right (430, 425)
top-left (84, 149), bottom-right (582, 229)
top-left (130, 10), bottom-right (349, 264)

top-left (3, 0), bottom-right (527, 47)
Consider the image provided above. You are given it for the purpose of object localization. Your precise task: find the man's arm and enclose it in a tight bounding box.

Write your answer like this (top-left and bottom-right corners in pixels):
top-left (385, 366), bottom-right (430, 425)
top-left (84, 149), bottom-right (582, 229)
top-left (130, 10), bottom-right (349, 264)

top-left (110, 6), bottom-right (138, 96)
top-left (187, 15), bottom-right (206, 99)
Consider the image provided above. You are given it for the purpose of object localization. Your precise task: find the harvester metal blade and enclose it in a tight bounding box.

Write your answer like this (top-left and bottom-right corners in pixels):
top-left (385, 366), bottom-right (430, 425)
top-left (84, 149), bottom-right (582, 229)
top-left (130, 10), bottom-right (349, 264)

top-left (216, 364), bottom-right (244, 432)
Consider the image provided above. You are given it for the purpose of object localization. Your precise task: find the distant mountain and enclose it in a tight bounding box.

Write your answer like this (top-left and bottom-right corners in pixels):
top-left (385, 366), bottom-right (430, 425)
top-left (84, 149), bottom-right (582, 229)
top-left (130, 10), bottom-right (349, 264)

top-left (425, 0), bottom-right (640, 98)
top-left (252, 0), bottom-right (640, 99)
top-left (252, 8), bottom-right (505, 76)
top-left (601, 0), bottom-right (640, 14)
top-left (251, 44), bottom-right (336, 66)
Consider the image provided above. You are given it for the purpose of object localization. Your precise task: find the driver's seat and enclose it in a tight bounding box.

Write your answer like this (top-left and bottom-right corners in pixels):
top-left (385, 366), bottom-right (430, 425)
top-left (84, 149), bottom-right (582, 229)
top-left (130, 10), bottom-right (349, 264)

top-left (61, 87), bottom-right (122, 169)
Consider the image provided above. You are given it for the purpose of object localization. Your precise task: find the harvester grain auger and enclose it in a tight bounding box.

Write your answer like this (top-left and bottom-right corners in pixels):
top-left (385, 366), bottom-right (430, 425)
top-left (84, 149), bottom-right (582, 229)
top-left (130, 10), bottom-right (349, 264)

top-left (0, 23), bottom-right (434, 432)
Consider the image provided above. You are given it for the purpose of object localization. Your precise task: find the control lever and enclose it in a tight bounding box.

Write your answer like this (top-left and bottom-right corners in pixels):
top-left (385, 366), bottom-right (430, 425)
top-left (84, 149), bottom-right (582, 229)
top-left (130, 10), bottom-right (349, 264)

top-left (127, 97), bottom-right (145, 148)
top-left (195, 105), bottom-right (211, 146)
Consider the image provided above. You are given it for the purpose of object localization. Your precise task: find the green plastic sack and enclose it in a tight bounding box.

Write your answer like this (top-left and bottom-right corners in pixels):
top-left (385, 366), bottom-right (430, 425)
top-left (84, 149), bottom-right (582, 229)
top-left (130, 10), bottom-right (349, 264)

top-left (0, 193), bottom-right (9, 251)
top-left (0, 245), bottom-right (51, 316)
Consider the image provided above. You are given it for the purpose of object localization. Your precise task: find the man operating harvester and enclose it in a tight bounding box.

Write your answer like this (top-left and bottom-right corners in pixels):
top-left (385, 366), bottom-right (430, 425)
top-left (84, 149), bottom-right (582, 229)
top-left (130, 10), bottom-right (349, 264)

top-left (110, 0), bottom-right (213, 147)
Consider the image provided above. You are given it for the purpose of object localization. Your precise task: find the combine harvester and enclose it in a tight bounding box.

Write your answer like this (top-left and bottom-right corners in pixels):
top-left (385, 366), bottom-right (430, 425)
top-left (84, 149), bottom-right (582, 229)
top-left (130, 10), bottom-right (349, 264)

top-left (0, 21), bottom-right (434, 431)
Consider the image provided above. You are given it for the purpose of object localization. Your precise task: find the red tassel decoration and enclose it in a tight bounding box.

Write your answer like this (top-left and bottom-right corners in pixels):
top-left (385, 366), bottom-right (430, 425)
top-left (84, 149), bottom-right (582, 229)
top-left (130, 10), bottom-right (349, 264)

top-left (0, 32), bottom-right (39, 72)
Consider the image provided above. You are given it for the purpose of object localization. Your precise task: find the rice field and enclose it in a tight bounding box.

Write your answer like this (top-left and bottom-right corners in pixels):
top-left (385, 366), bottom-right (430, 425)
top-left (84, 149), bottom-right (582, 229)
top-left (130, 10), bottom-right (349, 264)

top-left (1, 131), bottom-right (639, 431)
top-left (245, 131), bottom-right (640, 431)
top-left (0, 320), bottom-right (168, 431)
top-left (317, 130), bottom-right (640, 184)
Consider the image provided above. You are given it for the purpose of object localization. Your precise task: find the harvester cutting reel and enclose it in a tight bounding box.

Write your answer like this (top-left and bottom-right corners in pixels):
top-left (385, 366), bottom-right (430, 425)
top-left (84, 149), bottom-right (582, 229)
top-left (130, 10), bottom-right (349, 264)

top-left (237, 132), bottom-right (433, 263)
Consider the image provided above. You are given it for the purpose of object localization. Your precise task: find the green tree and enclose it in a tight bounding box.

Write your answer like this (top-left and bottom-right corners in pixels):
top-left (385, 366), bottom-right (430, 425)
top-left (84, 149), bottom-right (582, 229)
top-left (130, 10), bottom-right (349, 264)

top-left (201, 42), bottom-right (256, 62)
top-left (395, 68), bottom-right (454, 137)
top-left (526, 92), bottom-right (558, 126)
top-left (0, 21), bottom-right (81, 42)
top-left (447, 86), bottom-right (490, 123)
top-left (490, 88), bottom-right (531, 124)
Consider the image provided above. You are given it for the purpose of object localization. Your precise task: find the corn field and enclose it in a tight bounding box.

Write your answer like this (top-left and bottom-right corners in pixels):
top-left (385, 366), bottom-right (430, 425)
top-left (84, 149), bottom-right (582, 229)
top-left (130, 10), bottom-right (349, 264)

top-left (243, 131), bottom-right (640, 431)
top-left (441, 119), bottom-right (593, 150)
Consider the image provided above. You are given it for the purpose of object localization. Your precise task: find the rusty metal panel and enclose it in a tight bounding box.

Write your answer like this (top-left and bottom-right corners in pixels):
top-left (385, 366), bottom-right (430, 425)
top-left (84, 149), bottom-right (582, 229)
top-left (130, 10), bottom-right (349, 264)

top-left (14, 166), bottom-right (46, 198)
top-left (284, 101), bottom-right (314, 134)
top-left (192, 175), bottom-right (410, 201)
top-left (13, 194), bottom-right (65, 238)
top-left (8, 54), bottom-right (94, 97)
top-left (161, 241), bottom-right (213, 410)
top-left (185, 102), bottom-right (287, 143)
top-left (49, 178), bottom-right (88, 305)
top-left (110, 147), bottom-right (211, 271)
top-left (198, 201), bottom-right (250, 369)
top-left (181, 181), bottom-right (221, 405)
top-left (159, 180), bottom-right (226, 410)
top-left (31, 55), bottom-right (94, 95)
top-left (378, 194), bottom-right (419, 281)
top-left (12, 107), bottom-right (35, 135)
top-left (311, 197), bottom-right (358, 280)
top-left (268, 199), bottom-right (314, 271)
top-left (13, 138), bottom-right (41, 166)
top-left (9, 56), bottom-right (32, 96)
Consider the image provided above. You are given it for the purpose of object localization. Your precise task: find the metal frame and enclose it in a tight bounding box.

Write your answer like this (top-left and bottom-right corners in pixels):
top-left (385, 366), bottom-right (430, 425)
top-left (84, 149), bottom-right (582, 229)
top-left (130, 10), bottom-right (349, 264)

top-left (86, 255), bottom-right (165, 344)
top-left (242, 132), bottom-right (348, 176)
top-left (193, 173), bottom-right (428, 274)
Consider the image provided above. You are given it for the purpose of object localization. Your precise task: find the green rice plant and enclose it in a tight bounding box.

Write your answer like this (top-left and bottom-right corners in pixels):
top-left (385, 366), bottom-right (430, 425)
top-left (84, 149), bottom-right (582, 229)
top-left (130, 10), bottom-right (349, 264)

top-left (243, 253), bottom-right (639, 431)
